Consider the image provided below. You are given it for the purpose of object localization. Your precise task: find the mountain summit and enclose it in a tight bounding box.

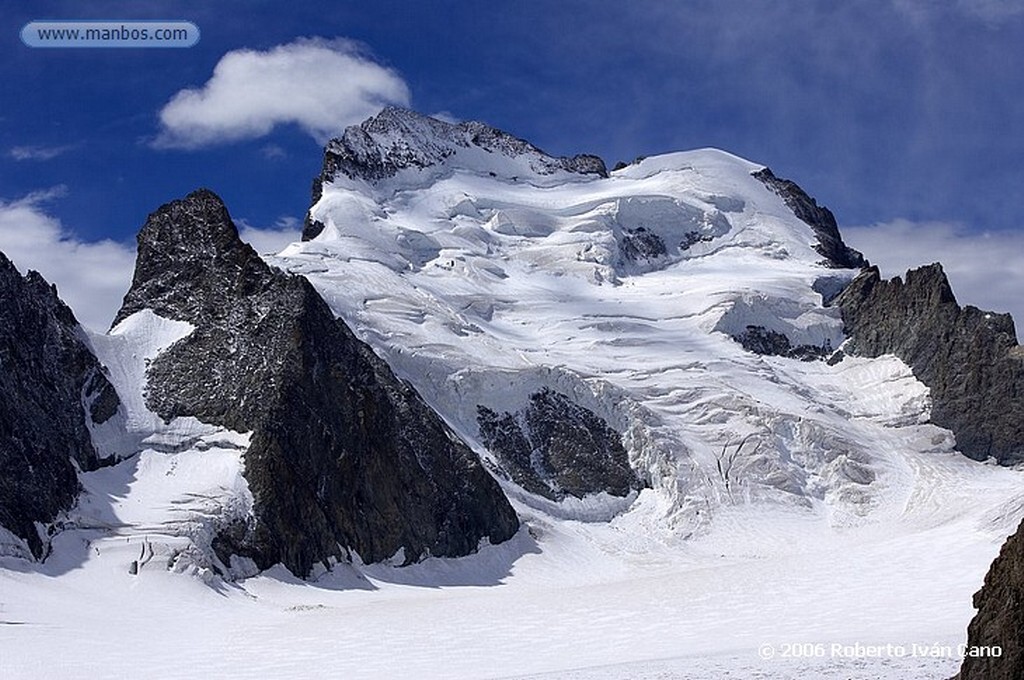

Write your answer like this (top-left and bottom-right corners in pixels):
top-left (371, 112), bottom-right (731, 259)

top-left (303, 107), bottom-right (607, 239)
top-left (322, 105), bottom-right (608, 182)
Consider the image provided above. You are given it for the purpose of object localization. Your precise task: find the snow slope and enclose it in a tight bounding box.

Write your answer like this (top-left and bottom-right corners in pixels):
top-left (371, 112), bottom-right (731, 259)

top-left (2, 130), bottom-right (1023, 679)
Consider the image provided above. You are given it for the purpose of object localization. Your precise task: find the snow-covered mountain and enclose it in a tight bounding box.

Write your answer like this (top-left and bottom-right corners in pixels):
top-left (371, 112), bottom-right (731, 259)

top-left (282, 108), bottom-right (992, 531)
top-left (2, 108), bottom-right (1023, 679)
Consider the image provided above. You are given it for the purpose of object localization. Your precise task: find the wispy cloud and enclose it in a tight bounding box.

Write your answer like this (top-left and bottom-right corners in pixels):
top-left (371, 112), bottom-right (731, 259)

top-left (0, 189), bottom-right (135, 332)
top-left (955, 0), bottom-right (1024, 23)
top-left (260, 144), bottom-right (287, 160)
top-left (9, 144), bottom-right (76, 161)
top-left (430, 111), bottom-right (461, 124)
top-left (843, 219), bottom-right (1024, 338)
top-left (154, 37), bottom-right (410, 149)
top-left (890, 0), bottom-right (1024, 25)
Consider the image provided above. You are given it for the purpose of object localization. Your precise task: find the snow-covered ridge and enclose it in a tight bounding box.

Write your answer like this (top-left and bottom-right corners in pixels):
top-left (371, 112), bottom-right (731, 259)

top-left (317, 106), bottom-right (607, 191)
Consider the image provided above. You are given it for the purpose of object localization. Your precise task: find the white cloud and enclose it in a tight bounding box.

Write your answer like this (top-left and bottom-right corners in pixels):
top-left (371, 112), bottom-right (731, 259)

top-left (154, 38), bottom-right (410, 149)
top-left (0, 189), bottom-right (135, 332)
top-left (843, 219), bottom-right (1024, 338)
top-left (9, 144), bottom-right (75, 161)
top-left (236, 216), bottom-right (302, 255)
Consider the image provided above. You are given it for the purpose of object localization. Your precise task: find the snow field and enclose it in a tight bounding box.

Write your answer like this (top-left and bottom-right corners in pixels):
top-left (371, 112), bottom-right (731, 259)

top-left (2, 447), bottom-right (1017, 679)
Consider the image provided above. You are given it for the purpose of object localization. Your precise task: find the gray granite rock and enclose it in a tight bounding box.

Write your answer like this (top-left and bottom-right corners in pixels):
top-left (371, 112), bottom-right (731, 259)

top-left (620, 227), bottom-right (668, 263)
top-left (118, 189), bottom-right (518, 577)
top-left (753, 168), bottom-right (867, 269)
top-left (0, 252), bottom-right (120, 557)
top-left (478, 389), bottom-right (644, 502)
top-left (958, 518), bottom-right (1024, 679)
top-left (835, 263), bottom-right (1024, 464)
top-left (733, 325), bottom-right (831, 361)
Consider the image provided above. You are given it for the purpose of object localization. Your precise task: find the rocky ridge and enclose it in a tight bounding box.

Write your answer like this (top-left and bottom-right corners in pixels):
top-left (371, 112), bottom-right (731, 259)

top-left (753, 167), bottom-right (867, 269)
top-left (835, 263), bottom-right (1024, 464)
top-left (0, 252), bottom-right (120, 558)
top-left (117, 189), bottom-right (518, 577)
top-left (733, 324), bottom-right (832, 361)
top-left (303, 107), bottom-right (607, 240)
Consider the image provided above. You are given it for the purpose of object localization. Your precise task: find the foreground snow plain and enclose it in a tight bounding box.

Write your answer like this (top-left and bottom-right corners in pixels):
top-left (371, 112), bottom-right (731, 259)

top-left (3, 145), bottom-right (1023, 679)
top-left (2, 443), bottom-right (1019, 679)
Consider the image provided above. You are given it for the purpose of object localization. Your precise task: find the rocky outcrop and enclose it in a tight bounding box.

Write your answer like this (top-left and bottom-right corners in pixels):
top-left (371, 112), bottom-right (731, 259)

top-left (303, 107), bottom-right (608, 240)
top-left (958, 518), bottom-right (1024, 679)
top-left (835, 263), bottom-right (1024, 464)
top-left (477, 389), bottom-right (644, 502)
top-left (0, 252), bottom-right (120, 557)
top-left (733, 325), bottom-right (832, 361)
top-left (619, 227), bottom-right (668, 263)
top-left (117, 189), bottom-right (518, 577)
top-left (753, 168), bottom-right (867, 269)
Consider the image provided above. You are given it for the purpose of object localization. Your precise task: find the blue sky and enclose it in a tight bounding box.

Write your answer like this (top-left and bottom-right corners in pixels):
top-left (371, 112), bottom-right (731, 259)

top-left (2, 0), bottom-right (1023, 330)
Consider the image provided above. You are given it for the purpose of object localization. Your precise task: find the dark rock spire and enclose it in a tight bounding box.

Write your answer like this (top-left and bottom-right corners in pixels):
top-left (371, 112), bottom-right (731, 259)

top-left (117, 189), bottom-right (518, 576)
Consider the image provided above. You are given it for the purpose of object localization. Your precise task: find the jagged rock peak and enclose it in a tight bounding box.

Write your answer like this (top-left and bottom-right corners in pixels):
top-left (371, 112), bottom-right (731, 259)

top-left (113, 188), bottom-right (258, 327)
top-left (753, 167), bottom-right (867, 269)
top-left (841, 263), bottom-right (961, 312)
top-left (0, 251), bottom-right (120, 558)
top-left (327, 106), bottom-right (608, 183)
top-left (114, 189), bottom-right (519, 577)
top-left (303, 108), bottom-right (607, 240)
top-left (136, 187), bottom-right (240, 255)
top-left (836, 263), bottom-right (1023, 464)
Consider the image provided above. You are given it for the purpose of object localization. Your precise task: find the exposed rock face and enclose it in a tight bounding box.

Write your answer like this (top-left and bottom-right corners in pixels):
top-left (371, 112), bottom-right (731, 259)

top-left (477, 389), bottom-right (644, 502)
top-left (753, 168), bottom-right (867, 269)
top-left (733, 325), bottom-right (831, 361)
top-left (679, 229), bottom-right (716, 251)
top-left (0, 252), bottom-right (120, 557)
top-left (303, 107), bottom-right (608, 240)
top-left (835, 263), bottom-right (1024, 464)
top-left (117, 189), bottom-right (519, 576)
top-left (619, 227), bottom-right (668, 263)
top-left (959, 518), bottom-right (1024, 679)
